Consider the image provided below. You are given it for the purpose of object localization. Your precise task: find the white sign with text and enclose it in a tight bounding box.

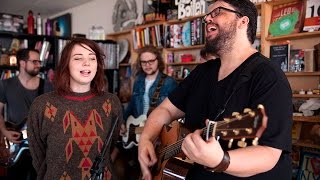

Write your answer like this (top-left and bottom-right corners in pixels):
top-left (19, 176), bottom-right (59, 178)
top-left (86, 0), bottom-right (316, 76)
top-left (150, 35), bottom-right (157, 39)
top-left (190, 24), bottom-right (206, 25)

top-left (176, 0), bottom-right (206, 19)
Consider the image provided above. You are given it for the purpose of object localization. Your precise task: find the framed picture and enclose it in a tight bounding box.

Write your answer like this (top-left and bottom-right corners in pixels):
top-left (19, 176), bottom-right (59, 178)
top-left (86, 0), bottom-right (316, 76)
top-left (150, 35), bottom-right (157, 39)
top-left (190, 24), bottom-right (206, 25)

top-left (297, 151), bottom-right (320, 180)
top-left (51, 13), bottom-right (71, 37)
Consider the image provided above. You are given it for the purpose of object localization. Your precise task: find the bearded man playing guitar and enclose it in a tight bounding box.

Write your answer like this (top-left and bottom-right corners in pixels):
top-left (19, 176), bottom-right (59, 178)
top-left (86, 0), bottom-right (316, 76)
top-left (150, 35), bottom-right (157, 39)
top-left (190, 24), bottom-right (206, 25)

top-left (0, 49), bottom-right (52, 179)
top-left (138, 0), bottom-right (293, 179)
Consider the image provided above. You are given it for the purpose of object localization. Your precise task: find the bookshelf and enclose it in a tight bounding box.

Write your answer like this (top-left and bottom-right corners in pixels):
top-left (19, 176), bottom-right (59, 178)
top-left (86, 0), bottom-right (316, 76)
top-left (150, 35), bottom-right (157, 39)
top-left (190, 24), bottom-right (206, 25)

top-left (260, 2), bottom-right (320, 177)
top-left (0, 32), bottom-right (120, 94)
top-left (0, 31), bottom-right (70, 79)
top-left (107, 31), bottom-right (136, 103)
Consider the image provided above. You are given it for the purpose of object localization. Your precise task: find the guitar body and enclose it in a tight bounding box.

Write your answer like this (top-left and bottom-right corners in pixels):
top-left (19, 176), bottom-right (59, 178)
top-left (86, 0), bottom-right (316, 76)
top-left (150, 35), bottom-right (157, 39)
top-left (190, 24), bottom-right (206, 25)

top-left (161, 158), bottom-right (192, 180)
top-left (122, 115), bottom-right (147, 149)
top-left (153, 121), bottom-right (189, 180)
top-left (0, 121), bottom-right (29, 167)
top-left (0, 133), bottom-right (9, 175)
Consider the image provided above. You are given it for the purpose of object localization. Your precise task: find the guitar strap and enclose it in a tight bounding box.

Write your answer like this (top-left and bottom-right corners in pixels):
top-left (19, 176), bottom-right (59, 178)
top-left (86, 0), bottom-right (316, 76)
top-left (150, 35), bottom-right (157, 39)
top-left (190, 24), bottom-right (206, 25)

top-left (213, 54), bottom-right (261, 121)
top-left (38, 78), bottom-right (45, 96)
top-left (147, 73), bottom-right (167, 116)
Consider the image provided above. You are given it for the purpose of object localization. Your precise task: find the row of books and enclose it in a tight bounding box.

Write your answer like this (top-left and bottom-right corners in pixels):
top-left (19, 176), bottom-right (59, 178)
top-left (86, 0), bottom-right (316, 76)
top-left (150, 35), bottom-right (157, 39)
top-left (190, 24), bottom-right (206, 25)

top-left (35, 40), bottom-right (52, 66)
top-left (96, 42), bottom-right (119, 69)
top-left (132, 17), bottom-right (205, 49)
top-left (57, 39), bottom-right (70, 63)
top-left (164, 17), bottom-right (205, 48)
top-left (0, 70), bottom-right (18, 80)
top-left (0, 38), bottom-right (52, 66)
top-left (132, 24), bottom-right (163, 49)
top-left (0, 69), bottom-right (47, 80)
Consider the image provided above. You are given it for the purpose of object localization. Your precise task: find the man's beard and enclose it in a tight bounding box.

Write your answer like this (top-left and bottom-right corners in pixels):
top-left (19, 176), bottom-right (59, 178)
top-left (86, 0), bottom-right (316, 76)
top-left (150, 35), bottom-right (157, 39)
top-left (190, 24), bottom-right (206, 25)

top-left (26, 68), bottom-right (40, 77)
top-left (204, 21), bottom-right (237, 57)
top-left (145, 69), bottom-right (157, 76)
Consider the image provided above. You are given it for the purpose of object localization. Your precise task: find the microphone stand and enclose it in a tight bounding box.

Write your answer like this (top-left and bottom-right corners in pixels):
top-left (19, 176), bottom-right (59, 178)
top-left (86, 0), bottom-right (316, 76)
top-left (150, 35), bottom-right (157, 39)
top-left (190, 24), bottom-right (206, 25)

top-left (90, 117), bottom-right (119, 180)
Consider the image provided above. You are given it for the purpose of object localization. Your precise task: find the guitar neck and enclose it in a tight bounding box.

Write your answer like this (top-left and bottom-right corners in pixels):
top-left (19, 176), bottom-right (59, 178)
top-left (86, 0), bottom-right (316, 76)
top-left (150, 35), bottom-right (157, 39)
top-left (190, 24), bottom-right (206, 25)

top-left (160, 138), bottom-right (184, 161)
top-left (158, 125), bottom-right (209, 161)
top-left (135, 127), bottom-right (144, 134)
top-left (158, 106), bottom-right (265, 161)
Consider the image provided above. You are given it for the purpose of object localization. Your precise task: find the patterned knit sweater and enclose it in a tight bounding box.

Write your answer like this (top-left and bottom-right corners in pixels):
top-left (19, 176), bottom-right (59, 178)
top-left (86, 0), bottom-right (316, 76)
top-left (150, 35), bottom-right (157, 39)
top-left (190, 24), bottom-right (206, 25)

top-left (27, 91), bottom-right (123, 180)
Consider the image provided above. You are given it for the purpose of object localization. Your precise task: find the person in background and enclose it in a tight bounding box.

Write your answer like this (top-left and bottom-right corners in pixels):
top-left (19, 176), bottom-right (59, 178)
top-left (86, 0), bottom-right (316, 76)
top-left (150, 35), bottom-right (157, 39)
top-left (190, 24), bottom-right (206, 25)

top-left (27, 38), bottom-right (123, 180)
top-left (138, 0), bottom-right (293, 179)
top-left (124, 45), bottom-right (178, 119)
top-left (115, 45), bottom-right (178, 179)
top-left (0, 48), bottom-right (51, 180)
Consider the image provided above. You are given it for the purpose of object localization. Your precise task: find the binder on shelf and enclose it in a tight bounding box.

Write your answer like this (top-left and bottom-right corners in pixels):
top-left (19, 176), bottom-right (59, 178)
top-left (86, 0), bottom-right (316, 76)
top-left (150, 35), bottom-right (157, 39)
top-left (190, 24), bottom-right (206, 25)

top-left (270, 43), bottom-right (290, 72)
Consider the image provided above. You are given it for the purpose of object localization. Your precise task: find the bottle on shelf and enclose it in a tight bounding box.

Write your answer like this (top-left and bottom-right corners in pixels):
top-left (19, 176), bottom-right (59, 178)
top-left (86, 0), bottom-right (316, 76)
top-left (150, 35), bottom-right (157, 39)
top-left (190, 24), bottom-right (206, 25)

top-left (88, 26), bottom-right (95, 40)
top-left (45, 19), bottom-right (52, 36)
top-left (37, 13), bottom-right (42, 35)
top-left (27, 10), bottom-right (34, 34)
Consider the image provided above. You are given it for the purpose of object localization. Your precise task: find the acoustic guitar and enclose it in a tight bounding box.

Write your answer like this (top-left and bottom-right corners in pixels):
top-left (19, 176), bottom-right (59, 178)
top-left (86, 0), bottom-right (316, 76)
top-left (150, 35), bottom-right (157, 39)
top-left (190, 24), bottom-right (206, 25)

top-left (152, 105), bottom-right (267, 180)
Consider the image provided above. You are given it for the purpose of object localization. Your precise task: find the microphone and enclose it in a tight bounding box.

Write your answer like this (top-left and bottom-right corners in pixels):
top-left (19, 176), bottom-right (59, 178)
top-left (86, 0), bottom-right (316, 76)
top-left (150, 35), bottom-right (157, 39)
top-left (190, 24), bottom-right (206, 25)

top-left (90, 116), bottom-right (119, 180)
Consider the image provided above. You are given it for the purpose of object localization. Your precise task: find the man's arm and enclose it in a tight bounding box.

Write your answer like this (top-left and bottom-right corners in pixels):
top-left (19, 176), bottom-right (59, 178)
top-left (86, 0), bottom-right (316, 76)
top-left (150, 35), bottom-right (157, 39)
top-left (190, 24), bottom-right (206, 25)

top-left (138, 98), bottom-right (184, 180)
top-left (0, 102), bottom-right (6, 134)
top-left (182, 130), bottom-right (282, 177)
top-left (0, 102), bottom-right (22, 143)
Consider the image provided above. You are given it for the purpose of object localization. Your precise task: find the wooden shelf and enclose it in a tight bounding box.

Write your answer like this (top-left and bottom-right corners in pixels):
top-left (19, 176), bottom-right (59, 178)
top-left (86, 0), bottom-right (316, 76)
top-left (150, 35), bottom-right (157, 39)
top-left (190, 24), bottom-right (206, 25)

top-left (293, 116), bottom-right (320, 123)
top-left (0, 65), bottom-right (18, 70)
top-left (286, 72), bottom-right (320, 76)
top-left (254, 2), bottom-right (262, 8)
top-left (292, 94), bottom-right (320, 98)
top-left (107, 29), bottom-right (132, 36)
top-left (119, 63), bottom-right (130, 67)
top-left (135, 21), bottom-right (165, 29)
top-left (165, 44), bottom-right (205, 51)
top-left (293, 141), bottom-right (320, 150)
top-left (266, 31), bottom-right (320, 41)
top-left (167, 61), bottom-right (202, 66)
top-left (0, 31), bottom-right (66, 39)
top-left (256, 33), bottom-right (261, 38)
top-left (166, 14), bottom-right (205, 24)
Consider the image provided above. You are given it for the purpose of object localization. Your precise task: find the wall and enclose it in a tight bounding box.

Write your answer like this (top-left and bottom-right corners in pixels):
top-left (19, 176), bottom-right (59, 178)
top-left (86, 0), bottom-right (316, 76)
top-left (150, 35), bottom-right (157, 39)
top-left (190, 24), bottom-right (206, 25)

top-left (49, 0), bottom-right (144, 37)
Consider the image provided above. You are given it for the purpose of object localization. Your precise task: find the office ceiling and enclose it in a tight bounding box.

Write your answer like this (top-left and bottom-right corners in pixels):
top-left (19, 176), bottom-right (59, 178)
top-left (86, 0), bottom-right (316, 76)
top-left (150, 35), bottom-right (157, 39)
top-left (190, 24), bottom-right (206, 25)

top-left (0, 0), bottom-right (93, 18)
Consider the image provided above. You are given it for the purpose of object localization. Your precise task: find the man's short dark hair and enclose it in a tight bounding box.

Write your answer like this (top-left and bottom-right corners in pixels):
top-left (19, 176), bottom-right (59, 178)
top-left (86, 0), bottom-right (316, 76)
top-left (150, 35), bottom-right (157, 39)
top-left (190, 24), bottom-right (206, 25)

top-left (218, 0), bottom-right (257, 44)
top-left (16, 49), bottom-right (40, 68)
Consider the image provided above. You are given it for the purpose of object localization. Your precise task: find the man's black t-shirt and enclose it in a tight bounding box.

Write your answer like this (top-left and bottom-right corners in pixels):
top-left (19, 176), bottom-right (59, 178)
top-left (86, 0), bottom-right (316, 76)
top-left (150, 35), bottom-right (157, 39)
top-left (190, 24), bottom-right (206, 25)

top-left (168, 52), bottom-right (293, 179)
top-left (0, 76), bottom-right (48, 125)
